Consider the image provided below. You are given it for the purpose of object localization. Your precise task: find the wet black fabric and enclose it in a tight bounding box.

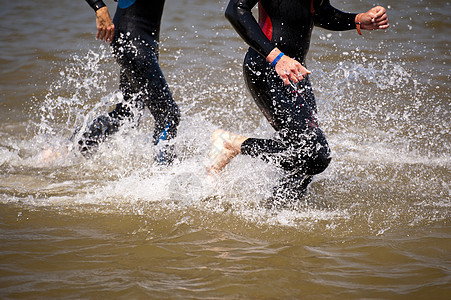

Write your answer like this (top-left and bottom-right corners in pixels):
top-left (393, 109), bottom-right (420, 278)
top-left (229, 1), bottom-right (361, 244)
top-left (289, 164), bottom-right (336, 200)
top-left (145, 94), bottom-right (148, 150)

top-left (85, 0), bottom-right (106, 11)
top-left (225, 0), bottom-right (356, 198)
top-left (225, 0), bottom-right (356, 61)
top-left (79, 0), bottom-right (180, 156)
top-left (240, 49), bottom-right (331, 177)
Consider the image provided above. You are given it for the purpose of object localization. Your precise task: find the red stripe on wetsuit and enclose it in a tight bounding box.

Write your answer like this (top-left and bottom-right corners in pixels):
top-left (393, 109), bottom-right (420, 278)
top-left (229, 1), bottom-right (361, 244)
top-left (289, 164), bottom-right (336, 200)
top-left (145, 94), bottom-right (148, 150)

top-left (258, 0), bottom-right (315, 39)
top-left (258, 2), bottom-right (273, 40)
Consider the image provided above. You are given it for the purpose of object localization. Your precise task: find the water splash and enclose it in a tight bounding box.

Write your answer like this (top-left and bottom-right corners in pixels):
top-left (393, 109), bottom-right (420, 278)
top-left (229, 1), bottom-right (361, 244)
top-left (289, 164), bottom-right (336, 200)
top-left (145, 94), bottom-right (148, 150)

top-left (2, 46), bottom-right (449, 234)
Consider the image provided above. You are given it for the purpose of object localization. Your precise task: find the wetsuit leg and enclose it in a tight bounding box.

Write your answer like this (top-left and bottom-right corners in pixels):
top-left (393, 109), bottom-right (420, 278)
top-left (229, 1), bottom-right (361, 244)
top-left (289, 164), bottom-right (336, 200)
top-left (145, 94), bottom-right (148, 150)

top-left (76, 51), bottom-right (143, 157)
top-left (77, 115), bottom-right (120, 156)
top-left (112, 35), bottom-right (180, 146)
top-left (113, 34), bottom-right (180, 164)
top-left (240, 49), bottom-right (331, 200)
top-left (78, 0), bottom-right (180, 161)
top-left (111, 0), bottom-right (180, 150)
top-left (77, 64), bottom-right (139, 156)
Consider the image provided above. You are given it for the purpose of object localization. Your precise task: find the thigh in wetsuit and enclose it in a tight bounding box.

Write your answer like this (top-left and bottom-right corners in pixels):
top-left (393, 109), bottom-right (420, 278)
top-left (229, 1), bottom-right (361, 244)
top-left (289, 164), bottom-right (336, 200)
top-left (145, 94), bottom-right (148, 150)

top-left (80, 0), bottom-right (180, 161)
top-left (226, 0), bottom-right (357, 199)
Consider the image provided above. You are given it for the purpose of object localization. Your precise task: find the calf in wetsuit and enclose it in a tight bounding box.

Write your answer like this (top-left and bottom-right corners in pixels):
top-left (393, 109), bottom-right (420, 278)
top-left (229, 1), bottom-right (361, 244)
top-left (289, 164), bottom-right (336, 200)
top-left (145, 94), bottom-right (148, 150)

top-left (81, 0), bottom-right (180, 163)
top-left (208, 0), bottom-right (388, 203)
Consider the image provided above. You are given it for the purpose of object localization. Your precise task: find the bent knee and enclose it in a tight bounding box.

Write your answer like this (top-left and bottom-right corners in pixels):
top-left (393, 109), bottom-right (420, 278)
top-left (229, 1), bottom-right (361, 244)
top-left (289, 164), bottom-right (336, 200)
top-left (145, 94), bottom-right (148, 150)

top-left (306, 154), bottom-right (331, 175)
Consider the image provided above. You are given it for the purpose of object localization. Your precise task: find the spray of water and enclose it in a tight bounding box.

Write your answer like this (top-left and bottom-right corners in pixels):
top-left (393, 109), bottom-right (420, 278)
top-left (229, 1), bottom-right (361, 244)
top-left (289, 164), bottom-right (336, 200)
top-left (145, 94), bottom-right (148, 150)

top-left (2, 45), bottom-right (448, 234)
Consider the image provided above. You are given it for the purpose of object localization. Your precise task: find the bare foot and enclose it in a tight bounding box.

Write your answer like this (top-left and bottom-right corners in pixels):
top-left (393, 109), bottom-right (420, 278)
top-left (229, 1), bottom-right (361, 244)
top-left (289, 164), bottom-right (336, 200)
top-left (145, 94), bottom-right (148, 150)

top-left (40, 145), bottom-right (69, 164)
top-left (208, 129), bottom-right (247, 175)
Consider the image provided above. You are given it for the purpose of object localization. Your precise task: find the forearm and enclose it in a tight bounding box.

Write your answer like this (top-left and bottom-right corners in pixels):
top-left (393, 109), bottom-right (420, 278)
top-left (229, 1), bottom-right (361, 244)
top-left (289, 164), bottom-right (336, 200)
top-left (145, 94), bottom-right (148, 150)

top-left (313, 0), bottom-right (356, 31)
top-left (225, 0), bottom-right (275, 57)
top-left (84, 0), bottom-right (114, 42)
top-left (85, 0), bottom-right (106, 11)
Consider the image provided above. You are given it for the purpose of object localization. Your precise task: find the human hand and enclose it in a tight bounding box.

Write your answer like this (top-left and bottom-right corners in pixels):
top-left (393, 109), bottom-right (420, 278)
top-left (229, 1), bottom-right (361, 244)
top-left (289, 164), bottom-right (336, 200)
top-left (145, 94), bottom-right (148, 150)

top-left (358, 6), bottom-right (389, 31)
top-left (267, 48), bottom-right (311, 86)
top-left (95, 7), bottom-right (115, 43)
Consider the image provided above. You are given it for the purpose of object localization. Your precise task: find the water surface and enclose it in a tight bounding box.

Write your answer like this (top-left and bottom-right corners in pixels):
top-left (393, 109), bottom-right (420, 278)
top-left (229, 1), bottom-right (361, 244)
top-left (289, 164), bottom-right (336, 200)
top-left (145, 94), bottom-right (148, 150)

top-left (0, 0), bottom-right (450, 298)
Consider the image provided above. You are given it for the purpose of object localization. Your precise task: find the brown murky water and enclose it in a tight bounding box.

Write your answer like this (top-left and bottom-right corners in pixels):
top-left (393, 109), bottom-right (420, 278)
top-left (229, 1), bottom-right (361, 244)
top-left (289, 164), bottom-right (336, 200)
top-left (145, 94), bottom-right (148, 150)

top-left (1, 0), bottom-right (449, 298)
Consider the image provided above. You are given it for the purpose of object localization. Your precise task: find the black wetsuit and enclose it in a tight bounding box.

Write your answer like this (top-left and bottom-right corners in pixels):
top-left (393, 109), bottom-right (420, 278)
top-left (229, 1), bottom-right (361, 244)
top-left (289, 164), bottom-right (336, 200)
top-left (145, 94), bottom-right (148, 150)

top-left (225, 0), bottom-right (357, 201)
top-left (81, 0), bottom-right (180, 162)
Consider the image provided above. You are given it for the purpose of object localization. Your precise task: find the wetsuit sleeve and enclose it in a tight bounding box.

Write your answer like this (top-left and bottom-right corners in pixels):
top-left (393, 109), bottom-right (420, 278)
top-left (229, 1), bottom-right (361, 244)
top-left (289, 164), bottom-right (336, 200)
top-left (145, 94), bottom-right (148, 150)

top-left (85, 0), bottom-right (107, 11)
top-left (225, 0), bottom-right (275, 58)
top-left (313, 0), bottom-right (357, 31)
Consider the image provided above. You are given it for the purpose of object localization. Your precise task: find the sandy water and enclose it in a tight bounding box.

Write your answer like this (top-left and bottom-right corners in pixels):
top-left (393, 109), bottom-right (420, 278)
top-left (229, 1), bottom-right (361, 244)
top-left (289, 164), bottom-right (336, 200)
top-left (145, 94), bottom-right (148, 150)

top-left (0, 0), bottom-right (450, 298)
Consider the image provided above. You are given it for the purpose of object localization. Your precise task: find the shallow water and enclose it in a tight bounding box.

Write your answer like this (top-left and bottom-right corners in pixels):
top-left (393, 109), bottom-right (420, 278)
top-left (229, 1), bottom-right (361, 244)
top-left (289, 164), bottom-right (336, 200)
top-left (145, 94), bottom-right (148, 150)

top-left (1, 0), bottom-right (450, 298)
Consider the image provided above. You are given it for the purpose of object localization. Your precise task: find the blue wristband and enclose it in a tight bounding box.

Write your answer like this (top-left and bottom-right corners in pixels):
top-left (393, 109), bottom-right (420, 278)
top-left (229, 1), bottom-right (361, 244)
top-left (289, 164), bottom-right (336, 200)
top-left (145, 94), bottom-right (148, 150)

top-left (270, 52), bottom-right (284, 67)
